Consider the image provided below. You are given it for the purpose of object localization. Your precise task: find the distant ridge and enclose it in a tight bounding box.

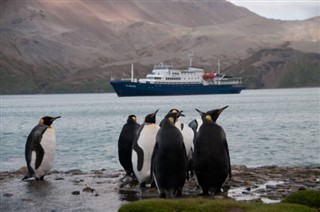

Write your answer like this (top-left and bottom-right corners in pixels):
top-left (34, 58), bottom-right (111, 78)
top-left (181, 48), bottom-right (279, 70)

top-left (1, 0), bottom-right (319, 94)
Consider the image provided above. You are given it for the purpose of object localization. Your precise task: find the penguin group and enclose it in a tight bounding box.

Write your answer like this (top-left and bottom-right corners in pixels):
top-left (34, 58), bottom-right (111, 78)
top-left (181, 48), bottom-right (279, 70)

top-left (21, 106), bottom-right (231, 199)
top-left (117, 106), bottom-right (231, 198)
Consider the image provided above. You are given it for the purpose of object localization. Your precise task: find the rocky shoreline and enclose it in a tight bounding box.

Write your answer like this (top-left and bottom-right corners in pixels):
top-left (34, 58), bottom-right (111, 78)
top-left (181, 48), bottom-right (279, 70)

top-left (1, 165), bottom-right (319, 211)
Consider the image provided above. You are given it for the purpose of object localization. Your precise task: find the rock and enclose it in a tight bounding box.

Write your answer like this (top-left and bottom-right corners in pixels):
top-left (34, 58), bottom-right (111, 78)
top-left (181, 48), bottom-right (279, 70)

top-left (298, 186), bottom-right (307, 191)
top-left (48, 170), bottom-right (60, 174)
top-left (3, 193), bottom-right (13, 197)
top-left (72, 191), bottom-right (80, 195)
top-left (14, 167), bottom-right (27, 174)
top-left (72, 179), bottom-right (84, 184)
top-left (91, 170), bottom-right (104, 174)
top-left (254, 188), bottom-right (266, 193)
top-left (242, 191), bottom-right (252, 195)
top-left (214, 195), bottom-right (225, 200)
top-left (65, 169), bottom-right (84, 175)
top-left (55, 177), bottom-right (64, 180)
top-left (266, 184), bottom-right (277, 189)
top-left (83, 186), bottom-right (95, 193)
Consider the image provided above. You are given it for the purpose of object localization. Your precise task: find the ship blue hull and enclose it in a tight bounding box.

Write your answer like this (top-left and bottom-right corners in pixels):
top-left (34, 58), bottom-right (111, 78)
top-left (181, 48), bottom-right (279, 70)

top-left (110, 81), bottom-right (245, 97)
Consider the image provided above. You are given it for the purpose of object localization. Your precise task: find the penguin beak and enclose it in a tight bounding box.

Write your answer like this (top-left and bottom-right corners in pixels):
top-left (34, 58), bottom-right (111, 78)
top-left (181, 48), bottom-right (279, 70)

top-left (151, 109), bottom-right (159, 117)
top-left (195, 109), bottom-right (205, 118)
top-left (52, 116), bottom-right (61, 121)
top-left (218, 106), bottom-right (229, 115)
top-left (179, 110), bottom-right (185, 117)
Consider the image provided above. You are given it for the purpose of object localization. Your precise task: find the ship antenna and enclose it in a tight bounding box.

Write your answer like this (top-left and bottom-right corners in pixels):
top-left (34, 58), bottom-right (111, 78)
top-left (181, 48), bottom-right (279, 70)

top-left (188, 51), bottom-right (193, 68)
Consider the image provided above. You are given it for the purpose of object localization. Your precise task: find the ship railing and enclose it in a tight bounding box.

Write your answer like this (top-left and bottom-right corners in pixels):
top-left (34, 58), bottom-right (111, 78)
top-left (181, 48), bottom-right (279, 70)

top-left (121, 78), bottom-right (138, 82)
top-left (154, 63), bottom-right (173, 69)
top-left (214, 77), bottom-right (242, 85)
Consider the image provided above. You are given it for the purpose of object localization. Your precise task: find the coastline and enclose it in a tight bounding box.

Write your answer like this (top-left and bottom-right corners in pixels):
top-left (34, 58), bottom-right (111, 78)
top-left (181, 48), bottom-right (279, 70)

top-left (1, 165), bottom-right (319, 211)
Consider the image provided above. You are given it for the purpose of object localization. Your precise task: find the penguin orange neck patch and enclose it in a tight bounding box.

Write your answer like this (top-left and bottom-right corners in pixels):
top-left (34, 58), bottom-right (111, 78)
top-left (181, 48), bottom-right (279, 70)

top-left (205, 115), bottom-right (213, 122)
top-left (168, 117), bottom-right (174, 124)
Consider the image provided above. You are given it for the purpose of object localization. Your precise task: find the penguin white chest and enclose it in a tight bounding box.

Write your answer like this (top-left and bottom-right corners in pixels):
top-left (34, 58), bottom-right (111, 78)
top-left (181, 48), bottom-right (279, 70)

top-left (132, 124), bottom-right (159, 183)
top-left (32, 127), bottom-right (57, 178)
top-left (138, 125), bottom-right (159, 154)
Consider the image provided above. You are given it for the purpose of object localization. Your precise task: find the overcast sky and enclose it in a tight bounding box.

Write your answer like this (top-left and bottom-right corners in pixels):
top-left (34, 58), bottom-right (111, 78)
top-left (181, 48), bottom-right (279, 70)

top-left (228, 0), bottom-right (320, 20)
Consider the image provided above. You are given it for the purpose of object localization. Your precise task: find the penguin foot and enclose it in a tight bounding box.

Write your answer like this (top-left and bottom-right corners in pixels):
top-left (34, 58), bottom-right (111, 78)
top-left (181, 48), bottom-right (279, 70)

top-left (159, 193), bottom-right (166, 198)
top-left (22, 176), bottom-right (29, 181)
top-left (150, 181), bottom-right (157, 189)
top-left (139, 182), bottom-right (147, 189)
top-left (35, 176), bottom-right (45, 181)
top-left (22, 173), bottom-right (32, 181)
top-left (119, 179), bottom-right (130, 188)
top-left (174, 188), bottom-right (183, 197)
top-left (120, 175), bottom-right (127, 182)
top-left (198, 191), bottom-right (210, 196)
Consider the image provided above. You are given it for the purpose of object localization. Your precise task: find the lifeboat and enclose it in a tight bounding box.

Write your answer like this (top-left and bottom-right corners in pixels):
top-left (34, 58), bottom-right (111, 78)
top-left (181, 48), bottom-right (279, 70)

top-left (202, 73), bottom-right (215, 79)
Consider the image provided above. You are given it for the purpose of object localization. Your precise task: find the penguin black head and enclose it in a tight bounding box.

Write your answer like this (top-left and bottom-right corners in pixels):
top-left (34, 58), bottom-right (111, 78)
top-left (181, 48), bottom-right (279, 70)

top-left (196, 106), bottom-right (228, 123)
top-left (39, 116), bottom-right (61, 126)
top-left (164, 112), bottom-right (179, 126)
top-left (127, 115), bottom-right (137, 124)
top-left (144, 110), bottom-right (159, 124)
top-left (169, 108), bottom-right (185, 118)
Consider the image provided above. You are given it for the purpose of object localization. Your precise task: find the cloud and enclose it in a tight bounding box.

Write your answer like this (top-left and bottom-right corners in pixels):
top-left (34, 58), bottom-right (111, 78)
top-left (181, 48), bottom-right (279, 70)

top-left (228, 0), bottom-right (320, 20)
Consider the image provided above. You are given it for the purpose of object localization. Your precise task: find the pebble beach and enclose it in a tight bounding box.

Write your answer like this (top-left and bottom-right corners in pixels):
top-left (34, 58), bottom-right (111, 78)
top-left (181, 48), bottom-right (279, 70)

top-left (1, 165), bottom-right (319, 211)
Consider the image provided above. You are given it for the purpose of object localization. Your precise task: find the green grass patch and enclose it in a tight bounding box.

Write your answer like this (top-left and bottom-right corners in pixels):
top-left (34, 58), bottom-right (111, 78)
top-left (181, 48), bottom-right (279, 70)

top-left (119, 198), bottom-right (316, 212)
top-left (282, 190), bottom-right (320, 208)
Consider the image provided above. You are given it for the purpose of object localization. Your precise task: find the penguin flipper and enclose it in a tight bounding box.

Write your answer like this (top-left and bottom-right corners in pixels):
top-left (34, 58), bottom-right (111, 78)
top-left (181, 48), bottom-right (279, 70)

top-left (35, 145), bottom-right (45, 169)
top-left (224, 138), bottom-right (232, 179)
top-left (133, 143), bottom-right (144, 171)
top-left (150, 142), bottom-right (159, 181)
top-left (132, 125), bottom-right (145, 171)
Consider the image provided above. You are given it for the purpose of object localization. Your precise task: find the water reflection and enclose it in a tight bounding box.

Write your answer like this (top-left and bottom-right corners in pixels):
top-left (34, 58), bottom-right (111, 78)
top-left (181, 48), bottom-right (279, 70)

top-left (25, 180), bottom-right (54, 197)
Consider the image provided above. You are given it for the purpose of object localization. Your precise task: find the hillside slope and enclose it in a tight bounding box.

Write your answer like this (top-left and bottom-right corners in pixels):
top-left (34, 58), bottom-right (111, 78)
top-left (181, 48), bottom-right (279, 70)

top-left (1, 0), bottom-right (319, 94)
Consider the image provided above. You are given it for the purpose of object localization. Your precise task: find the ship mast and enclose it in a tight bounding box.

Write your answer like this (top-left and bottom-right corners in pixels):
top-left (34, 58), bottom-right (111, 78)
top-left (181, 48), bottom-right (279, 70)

top-left (218, 59), bottom-right (221, 74)
top-left (188, 51), bottom-right (193, 68)
top-left (131, 64), bottom-right (134, 82)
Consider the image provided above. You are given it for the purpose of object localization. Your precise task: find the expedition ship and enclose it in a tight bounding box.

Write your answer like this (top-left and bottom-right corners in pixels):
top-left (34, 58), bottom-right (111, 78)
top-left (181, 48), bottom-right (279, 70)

top-left (110, 56), bottom-right (244, 97)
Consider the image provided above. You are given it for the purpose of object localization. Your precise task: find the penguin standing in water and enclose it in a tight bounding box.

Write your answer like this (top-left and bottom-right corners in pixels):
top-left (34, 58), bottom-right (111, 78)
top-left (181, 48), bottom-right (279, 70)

top-left (23, 116), bottom-right (61, 181)
top-left (193, 106), bottom-right (231, 195)
top-left (132, 110), bottom-right (159, 188)
top-left (118, 115), bottom-right (140, 177)
top-left (152, 112), bottom-right (188, 198)
top-left (169, 109), bottom-right (194, 179)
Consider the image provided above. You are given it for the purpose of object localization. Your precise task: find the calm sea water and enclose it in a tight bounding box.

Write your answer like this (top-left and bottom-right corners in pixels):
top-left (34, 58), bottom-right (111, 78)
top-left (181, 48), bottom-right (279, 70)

top-left (1, 88), bottom-right (319, 172)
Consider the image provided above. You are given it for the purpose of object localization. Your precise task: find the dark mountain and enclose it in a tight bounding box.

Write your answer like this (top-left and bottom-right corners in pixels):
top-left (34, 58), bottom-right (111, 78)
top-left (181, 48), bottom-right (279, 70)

top-left (1, 0), bottom-right (319, 94)
top-left (226, 48), bottom-right (320, 89)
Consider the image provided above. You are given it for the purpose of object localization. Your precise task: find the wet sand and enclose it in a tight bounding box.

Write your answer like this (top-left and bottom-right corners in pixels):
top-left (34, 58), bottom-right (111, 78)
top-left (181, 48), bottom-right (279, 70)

top-left (1, 166), bottom-right (319, 211)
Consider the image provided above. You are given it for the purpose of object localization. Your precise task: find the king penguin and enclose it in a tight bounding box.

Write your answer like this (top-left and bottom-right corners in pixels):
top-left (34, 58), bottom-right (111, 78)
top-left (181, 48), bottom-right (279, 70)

top-left (169, 109), bottom-right (194, 179)
top-left (23, 116), bottom-right (61, 181)
top-left (193, 106), bottom-right (231, 195)
top-left (188, 118), bottom-right (203, 150)
top-left (118, 115), bottom-right (140, 177)
top-left (132, 110), bottom-right (159, 188)
top-left (152, 112), bottom-right (188, 198)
